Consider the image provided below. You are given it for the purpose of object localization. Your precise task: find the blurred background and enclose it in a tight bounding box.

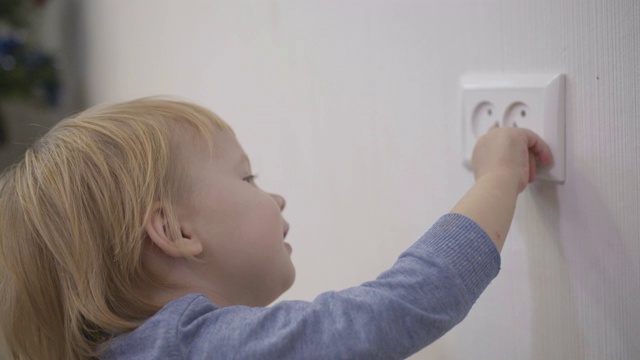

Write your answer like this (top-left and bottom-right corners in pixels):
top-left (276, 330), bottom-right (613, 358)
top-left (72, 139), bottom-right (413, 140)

top-left (1, 1), bottom-right (639, 359)
top-left (0, 0), bottom-right (82, 169)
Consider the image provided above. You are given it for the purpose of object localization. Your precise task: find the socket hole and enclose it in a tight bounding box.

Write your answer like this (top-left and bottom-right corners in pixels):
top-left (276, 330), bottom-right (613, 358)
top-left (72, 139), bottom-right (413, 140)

top-left (471, 101), bottom-right (496, 138)
top-left (503, 102), bottom-right (530, 129)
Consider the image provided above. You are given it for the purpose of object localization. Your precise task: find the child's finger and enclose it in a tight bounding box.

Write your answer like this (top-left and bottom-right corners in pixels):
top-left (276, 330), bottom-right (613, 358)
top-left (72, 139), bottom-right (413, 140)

top-left (529, 152), bottom-right (536, 183)
top-left (523, 128), bottom-right (553, 165)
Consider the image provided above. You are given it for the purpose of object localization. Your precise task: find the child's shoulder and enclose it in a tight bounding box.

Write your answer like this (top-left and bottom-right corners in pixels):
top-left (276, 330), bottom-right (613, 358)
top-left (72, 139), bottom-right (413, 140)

top-left (101, 293), bottom-right (211, 359)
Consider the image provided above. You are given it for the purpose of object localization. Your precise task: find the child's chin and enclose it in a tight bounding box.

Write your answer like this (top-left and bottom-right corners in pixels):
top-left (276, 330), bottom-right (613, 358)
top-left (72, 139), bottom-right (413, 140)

top-left (283, 266), bottom-right (296, 293)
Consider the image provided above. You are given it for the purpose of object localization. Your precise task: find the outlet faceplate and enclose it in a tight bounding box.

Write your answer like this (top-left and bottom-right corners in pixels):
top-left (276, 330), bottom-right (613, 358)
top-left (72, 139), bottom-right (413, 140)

top-left (461, 73), bottom-right (566, 183)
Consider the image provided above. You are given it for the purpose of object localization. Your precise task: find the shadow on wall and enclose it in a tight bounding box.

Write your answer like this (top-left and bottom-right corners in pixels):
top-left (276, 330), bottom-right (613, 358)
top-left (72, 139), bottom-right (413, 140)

top-left (519, 168), bottom-right (638, 359)
top-left (519, 182), bottom-right (584, 360)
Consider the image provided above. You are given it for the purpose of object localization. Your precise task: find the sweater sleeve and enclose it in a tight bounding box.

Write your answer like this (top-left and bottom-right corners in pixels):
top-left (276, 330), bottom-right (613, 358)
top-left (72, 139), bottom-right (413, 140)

top-left (177, 213), bottom-right (501, 360)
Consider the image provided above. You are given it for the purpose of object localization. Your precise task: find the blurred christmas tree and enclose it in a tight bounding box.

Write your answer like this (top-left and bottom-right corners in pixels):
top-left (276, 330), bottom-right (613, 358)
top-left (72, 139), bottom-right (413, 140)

top-left (0, 0), bottom-right (60, 146)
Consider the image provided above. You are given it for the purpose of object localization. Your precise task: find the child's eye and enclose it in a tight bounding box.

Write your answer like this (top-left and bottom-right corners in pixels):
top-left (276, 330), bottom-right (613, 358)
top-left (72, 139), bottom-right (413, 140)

top-left (243, 174), bottom-right (258, 185)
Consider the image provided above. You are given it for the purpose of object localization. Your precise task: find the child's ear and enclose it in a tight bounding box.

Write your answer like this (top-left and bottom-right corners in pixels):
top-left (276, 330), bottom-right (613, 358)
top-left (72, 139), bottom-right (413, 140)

top-left (145, 205), bottom-right (203, 258)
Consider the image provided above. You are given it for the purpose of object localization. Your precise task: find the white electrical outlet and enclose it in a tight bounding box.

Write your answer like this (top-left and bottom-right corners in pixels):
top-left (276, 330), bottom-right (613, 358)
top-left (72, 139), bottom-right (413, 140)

top-left (461, 73), bottom-right (566, 183)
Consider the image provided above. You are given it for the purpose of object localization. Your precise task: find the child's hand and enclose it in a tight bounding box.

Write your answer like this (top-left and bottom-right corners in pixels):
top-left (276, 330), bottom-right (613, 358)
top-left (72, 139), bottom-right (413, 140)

top-left (472, 127), bottom-right (554, 193)
top-left (453, 127), bottom-right (553, 251)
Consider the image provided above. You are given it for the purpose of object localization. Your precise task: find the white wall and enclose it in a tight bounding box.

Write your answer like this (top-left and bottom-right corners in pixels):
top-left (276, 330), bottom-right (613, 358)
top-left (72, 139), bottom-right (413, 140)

top-left (79, 1), bottom-right (639, 359)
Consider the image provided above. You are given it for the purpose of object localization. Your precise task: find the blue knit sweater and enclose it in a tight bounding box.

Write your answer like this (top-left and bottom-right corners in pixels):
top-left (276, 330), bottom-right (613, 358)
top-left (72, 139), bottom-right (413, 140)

top-left (101, 213), bottom-right (500, 359)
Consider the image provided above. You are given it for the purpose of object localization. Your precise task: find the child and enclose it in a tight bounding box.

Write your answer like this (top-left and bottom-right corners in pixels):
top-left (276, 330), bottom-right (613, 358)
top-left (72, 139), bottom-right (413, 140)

top-left (0, 97), bottom-right (552, 359)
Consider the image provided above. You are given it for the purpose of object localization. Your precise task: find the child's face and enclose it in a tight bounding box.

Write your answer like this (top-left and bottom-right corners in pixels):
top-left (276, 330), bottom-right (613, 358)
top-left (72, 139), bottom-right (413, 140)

top-left (176, 129), bottom-right (295, 307)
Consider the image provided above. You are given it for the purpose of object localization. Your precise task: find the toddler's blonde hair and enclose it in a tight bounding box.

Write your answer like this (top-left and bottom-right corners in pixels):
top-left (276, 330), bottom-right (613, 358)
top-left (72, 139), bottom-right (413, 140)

top-left (0, 97), bottom-right (229, 359)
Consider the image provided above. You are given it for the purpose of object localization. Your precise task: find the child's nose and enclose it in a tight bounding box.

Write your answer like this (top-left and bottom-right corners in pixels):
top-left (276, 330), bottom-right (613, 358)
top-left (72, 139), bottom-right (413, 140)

top-left (271, 193), bottom-right (286, 210)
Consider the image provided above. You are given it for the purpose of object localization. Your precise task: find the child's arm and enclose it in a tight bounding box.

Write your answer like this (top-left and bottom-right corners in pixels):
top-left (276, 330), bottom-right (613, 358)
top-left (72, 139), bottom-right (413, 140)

top-left (102, 128), bottom-right (553, 360)
top-left (451, 127), bottom-right (553, 251)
